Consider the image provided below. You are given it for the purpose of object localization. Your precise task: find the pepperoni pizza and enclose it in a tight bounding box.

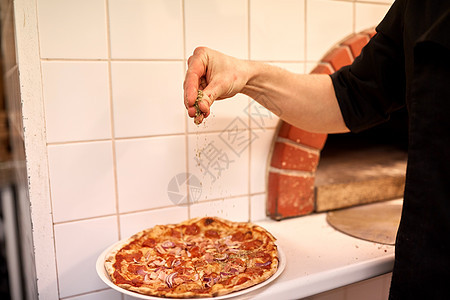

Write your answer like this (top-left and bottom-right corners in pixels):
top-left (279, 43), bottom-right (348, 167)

top-left (104, 217), bottom-right (279, 298)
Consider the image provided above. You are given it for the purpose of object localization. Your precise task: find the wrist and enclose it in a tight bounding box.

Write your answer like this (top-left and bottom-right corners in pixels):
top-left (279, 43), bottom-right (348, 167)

top-left (241, 60), bottom-right (265, 98)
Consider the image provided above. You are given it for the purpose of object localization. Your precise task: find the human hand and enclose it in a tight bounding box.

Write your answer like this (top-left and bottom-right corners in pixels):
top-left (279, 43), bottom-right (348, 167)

top-left (183, 47), bottom-right (250, 124)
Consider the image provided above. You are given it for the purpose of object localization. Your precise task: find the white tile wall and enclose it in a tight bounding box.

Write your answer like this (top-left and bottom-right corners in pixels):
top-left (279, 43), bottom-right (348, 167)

top-left (42, 61), bottom-right (112, 143)
top-left (25, 0), bottom-right (395, 298)
top-left (250, 194), bottom-right (267, 221)
top-left (355, 2), bottom-right (392, 33)
top-left (115, 136), bottom-right (186, 212)
top-left (53, 216), bottom-right (118, 298)
top-left (47, 141), bottom-right (116, 223)
top-left (119, 207), bottom-right (188, 238)
top-left (190, 196), bottom-right (250, 222)
top-left (187, 131), bottom-right (250, 201)
top-left (63, 289), bottom-right (122, 300)
top-left (186, 93), bottom-right (250, 133)
top-left (184, 0), bottom-right (249, 59)
top-left (108, 0), bottom-right (184, 59)
top-left (111, 61), bottom-right (186, 138)
top-left (250, 0), bottom-right (305, 61)
top-left (250, 128), bottom-right (276, 193)
top-left (37, 0), bottom-right (108, 59)
top-left (306, 0), bottom-right (353, 61)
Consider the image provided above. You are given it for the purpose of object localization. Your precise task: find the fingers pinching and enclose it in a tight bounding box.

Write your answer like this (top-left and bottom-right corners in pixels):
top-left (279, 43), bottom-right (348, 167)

top-left (197, 93), bottom-right (212, 115)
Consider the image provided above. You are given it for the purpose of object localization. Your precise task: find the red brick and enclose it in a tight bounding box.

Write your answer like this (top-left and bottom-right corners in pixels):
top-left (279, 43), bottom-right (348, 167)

top-left (341, 34), bottom-right (370, 58)
top-left (277, 121), bottom-right (291, 138)
top-left (267, 172), bottom-right (315, 220)
top-left (278, 122), bottom-right (328, 150)
top-left (310, 63), bottom-right (334, 75)
top-left (322, 46), bottom-right (353, 71)
top-left (271, 142), bottom-right (320, 172)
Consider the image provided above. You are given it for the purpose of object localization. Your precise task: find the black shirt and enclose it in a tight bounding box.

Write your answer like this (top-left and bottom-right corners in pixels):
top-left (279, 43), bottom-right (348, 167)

top-left (331, 0), bottom-right (450, 298)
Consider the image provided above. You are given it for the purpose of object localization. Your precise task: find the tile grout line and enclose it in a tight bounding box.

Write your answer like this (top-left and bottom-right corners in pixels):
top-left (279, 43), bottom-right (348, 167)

top-left (40, 57), bottom-right (312, 64)
top-left (51, 192), bottom-right (269, 226)
top-left (40, 58), bottom-right (185, 62)
top-left (45, 126), bottom-right (279, 147)
top-left (304, 0), bottom-right (308, 73)
top-left (104, 0), bottom-right (122, 241)
top-left (59, 287), bottom-right (112, 300)
top-left (181, 0), bottom-right (192, 219)
top-left (247, 0), bottom-right (252, 222)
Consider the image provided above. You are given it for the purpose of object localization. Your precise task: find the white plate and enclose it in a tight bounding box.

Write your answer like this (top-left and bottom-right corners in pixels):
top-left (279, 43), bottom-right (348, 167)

top-left (96, 241), bottom-right (286, 300)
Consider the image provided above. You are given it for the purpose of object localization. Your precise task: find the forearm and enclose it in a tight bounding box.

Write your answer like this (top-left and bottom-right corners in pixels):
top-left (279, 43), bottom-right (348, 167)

top-left (241, 61), bottom-right (349, 134)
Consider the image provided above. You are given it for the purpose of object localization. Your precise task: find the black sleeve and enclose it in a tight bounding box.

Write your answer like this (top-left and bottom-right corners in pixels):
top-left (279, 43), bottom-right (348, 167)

top-left (331, 0), bottom-right (407, 133)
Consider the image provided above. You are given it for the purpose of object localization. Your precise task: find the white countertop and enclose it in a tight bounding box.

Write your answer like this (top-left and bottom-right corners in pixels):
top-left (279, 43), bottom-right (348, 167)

top-left (245, 208), bottom-right (396, 300)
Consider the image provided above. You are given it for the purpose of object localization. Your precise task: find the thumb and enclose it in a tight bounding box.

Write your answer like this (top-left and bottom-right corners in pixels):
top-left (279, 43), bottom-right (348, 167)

top-left (196, 89), bottom-right (213, 117)
top-left (196, 82), bottom-right (221, 117)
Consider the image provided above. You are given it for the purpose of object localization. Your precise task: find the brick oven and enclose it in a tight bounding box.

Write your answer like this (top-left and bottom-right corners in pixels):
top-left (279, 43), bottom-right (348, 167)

top-left (267, 28), bottom-right (408, 220)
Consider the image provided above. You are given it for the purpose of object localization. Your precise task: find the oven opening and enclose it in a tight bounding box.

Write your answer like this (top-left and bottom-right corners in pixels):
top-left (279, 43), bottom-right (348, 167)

top-left (315, 107), bottom-right (409, 212)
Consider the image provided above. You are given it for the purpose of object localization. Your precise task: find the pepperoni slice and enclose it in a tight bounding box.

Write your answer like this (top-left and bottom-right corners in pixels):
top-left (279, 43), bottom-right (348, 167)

top-left (142, 238), bottom-right (156, 247)
top-left (189, 245), bottom-right (202, 258)
top-left (170, 228), bottom-right (182, 238)
top-left (249, 251), bottom-right (271, 261)
top-left (231, 231), bottom-right (244, 242)
top-left (184, 224), bottom-right (200, 235)
top-left (236, 277), bottom-right (250, 285)
top-left (241, 240), bottom-right (263, 250)
top-left (127, 264), bottom-right (145, 274)
top-left (124, 251), bottom-right (142, 262)
top-left (204, 229), bottom-right (219, 239)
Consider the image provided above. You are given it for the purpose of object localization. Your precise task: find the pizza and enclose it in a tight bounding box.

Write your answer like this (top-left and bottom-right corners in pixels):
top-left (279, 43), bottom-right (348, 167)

top-left (104, 217), bottom-right (279, 298)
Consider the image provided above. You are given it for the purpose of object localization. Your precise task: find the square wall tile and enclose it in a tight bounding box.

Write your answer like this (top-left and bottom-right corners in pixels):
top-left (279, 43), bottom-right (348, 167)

top-left (355, 2), bottom-right (391, 33)
top-left (48, 141), bottom-right (116, 223)
top-left (187, 94), bottom-right (249, 133)
top-left (250, 0), bottom-right (305, 61)
top-left (54, 216), bottom-right (118, 298)
top-left (66, 289), bottom-right (122, 300)
top-left (111, 61), bottom-right (185, 138)
top-left (119, 206), bottom-right (188, 238)
top-left (37, 0), bottom-right (108, 58)
top-left (187, 131), bottom-right (250, 202)
top-left (115, 136), bottom-right (186, 213)
top-left (190, 196), bottom-right (249, 222)
top-left (108, 0), bottom-right (183, 59)
top-left (185, 0), bottom-right (248, 59)
top-left (250, 194), bottom-right (267, 221)
top-left (42, 61), bottom-right (111, 143)
top-left (250, 128), bottom-right (275, 194)
top-left (306, 0), bottom-right (353, 61)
